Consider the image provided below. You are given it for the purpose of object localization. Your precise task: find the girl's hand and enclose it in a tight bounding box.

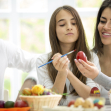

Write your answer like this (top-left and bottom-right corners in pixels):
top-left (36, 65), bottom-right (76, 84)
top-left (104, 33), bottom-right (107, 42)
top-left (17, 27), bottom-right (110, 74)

top-left (74, 59), bottom-right (99, 80)
top-left (52, 53), bottom-right (70, 73)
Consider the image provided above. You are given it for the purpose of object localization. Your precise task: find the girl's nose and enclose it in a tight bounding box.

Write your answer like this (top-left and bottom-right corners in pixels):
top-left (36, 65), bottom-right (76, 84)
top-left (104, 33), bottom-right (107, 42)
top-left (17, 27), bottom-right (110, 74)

top-left (67, 24), bottom-right (72, 30)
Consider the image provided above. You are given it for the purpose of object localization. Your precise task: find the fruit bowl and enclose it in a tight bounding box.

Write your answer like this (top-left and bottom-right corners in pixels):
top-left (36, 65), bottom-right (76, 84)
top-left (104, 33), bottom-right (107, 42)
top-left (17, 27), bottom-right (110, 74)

top-left (0, 107), bottom-right (30, 111)
top-left (20, 95), bottom-right (62, 111)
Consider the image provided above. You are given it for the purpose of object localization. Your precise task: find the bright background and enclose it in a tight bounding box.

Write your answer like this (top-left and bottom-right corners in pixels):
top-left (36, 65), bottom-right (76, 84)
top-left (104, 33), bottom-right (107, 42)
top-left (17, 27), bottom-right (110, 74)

top-left (0, 0), bottom-right (103, 101)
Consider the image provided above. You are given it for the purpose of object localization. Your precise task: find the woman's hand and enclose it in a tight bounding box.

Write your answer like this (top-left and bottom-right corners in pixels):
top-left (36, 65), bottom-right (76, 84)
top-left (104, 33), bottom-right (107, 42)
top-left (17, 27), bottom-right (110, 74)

top-left (74, 59), bottom-right (99, 80)
top-left (52, 53), bottom-right (70, 73)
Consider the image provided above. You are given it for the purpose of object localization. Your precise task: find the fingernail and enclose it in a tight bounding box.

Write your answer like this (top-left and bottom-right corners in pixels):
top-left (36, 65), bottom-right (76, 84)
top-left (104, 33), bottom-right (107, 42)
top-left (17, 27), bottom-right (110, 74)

top-left (79, 59), bottom-right (81, 62)
top-left (74, 59), bottom-right (77, 62)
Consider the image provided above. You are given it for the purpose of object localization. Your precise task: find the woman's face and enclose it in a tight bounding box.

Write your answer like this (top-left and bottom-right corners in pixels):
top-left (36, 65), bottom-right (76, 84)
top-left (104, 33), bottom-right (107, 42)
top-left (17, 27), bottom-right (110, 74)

top-left (98, 7), bottom-right (111, 46)
top-left (56, 9), bottom-right (79, 46)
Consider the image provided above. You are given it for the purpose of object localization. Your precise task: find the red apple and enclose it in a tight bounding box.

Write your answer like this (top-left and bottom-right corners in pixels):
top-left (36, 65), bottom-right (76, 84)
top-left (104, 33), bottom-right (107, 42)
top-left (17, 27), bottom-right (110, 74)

top-left (67, 100), bottom-right (75, 107)
top-left (76, 51), bottom-right (87, 62)
top-left (14, 100), bottom-right (28, 107)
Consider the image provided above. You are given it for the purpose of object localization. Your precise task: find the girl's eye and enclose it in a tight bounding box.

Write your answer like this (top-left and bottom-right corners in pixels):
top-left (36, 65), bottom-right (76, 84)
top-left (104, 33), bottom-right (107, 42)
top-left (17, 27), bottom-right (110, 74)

top-left (72, 23), bottom-right (76, 25)
top-left (100, 20), bottom-right (106, 24)
top-left (60, 24), bottom-right (65, 27)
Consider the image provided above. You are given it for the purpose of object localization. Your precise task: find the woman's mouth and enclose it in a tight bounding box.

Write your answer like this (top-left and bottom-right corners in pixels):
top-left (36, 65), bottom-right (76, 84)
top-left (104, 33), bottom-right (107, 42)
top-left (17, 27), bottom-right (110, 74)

top-left (102, 32), bottom-right (111, 38)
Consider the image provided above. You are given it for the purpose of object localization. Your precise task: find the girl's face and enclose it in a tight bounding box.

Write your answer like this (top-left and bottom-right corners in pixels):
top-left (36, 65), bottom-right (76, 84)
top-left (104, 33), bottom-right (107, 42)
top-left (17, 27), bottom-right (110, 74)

top-left (56, 9), bottom-right (79, 46)
top-left (98, 7), bottom-right (111, 46)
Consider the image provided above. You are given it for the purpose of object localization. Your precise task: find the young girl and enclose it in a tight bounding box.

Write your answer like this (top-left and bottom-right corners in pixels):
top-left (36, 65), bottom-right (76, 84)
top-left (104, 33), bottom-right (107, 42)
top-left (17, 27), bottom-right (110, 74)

top-left (75, 0), bottom-right (111, 105)
top-left (36, 5), bottom-right (101, 106)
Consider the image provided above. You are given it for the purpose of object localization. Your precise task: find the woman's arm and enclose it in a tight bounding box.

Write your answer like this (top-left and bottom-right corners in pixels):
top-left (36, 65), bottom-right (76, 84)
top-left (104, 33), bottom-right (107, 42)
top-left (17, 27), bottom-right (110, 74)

top-left (75, 58), bottom-right (111, 91)
top-left (94, 72), bottom-right (111, 91)
top-left (5, 40), bottom-right (37, 72)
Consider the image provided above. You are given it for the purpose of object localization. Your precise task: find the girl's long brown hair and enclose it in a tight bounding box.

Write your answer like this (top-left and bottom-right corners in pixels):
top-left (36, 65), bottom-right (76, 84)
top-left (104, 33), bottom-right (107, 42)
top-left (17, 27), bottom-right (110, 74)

top-left (47, 5), bottom-right (91, 96)
top-left (93, 0), bottom-right (111, 55)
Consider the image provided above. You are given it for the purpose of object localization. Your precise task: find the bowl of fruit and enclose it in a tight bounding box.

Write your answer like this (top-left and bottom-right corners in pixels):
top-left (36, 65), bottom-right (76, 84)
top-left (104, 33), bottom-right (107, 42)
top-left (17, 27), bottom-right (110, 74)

top-left (0, 100), bottom-right (30, 111)
top-left (19, 84), bottom-right (62, 111)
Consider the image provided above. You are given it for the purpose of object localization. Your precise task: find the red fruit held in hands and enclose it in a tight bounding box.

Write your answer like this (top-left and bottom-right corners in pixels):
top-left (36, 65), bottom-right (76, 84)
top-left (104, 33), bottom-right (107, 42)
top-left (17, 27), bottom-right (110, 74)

top-left (67, 100), bottom-right (75, 107)
top-left (76, 51), bottom-right (87, 62)
top-left (14, 100), bottom-right (28, 107)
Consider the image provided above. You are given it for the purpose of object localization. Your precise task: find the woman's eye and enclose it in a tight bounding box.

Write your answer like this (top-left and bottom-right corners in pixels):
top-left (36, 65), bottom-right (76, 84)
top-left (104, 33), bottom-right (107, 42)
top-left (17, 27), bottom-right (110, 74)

top-left (60, 24), bottom-right (65, 27)
top-left (100, 20), bottom-right (106, 24)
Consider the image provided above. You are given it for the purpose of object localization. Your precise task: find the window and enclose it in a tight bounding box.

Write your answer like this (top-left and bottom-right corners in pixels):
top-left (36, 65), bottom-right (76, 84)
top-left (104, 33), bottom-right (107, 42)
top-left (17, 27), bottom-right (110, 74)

top-left (0, 0), bottom-right (102, 101)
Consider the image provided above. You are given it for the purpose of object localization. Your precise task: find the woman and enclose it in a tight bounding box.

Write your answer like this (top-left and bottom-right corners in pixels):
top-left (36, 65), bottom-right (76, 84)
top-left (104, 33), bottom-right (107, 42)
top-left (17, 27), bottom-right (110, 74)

top-left (36, 5), bottom-right (100, 106)
top-left (75, 0), bottom-right (111, 105)
top-left (0, 39), bottom-right (37, 100)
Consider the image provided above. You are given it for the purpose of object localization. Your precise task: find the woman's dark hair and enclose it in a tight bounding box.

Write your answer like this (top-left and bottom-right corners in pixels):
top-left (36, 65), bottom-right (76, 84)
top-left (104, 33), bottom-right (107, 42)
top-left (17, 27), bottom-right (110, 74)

top-left (47, 5), bottom-right (91, 97)
top-left (93, 0), bottom-right (111, 55)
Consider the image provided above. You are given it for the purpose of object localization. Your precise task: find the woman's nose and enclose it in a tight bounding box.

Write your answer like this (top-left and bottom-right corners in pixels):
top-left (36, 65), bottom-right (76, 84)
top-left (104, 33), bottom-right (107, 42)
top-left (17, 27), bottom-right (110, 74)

top-left (103, 22), bottom-right (111, 30)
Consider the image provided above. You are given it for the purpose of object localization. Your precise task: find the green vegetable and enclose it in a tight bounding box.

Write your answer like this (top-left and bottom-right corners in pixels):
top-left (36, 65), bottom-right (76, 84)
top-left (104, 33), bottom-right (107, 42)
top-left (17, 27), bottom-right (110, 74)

top-left (4, 101), bottom-right (14, 108)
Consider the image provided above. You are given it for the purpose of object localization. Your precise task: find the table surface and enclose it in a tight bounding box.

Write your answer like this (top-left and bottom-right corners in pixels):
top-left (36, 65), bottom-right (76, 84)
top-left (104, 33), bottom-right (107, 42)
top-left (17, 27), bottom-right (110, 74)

top-left (105, 105), bottom-right (111, 111)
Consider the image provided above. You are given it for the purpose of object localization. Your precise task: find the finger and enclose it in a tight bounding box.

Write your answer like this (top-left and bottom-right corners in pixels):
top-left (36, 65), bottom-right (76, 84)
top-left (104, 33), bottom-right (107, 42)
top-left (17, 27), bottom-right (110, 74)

top-left (62, 58), bottom-right (70, 70)
top-left (52, 53), bottom-right (62, 59)
top-left (53, 54), bottom-right (61, 66)
top-left (55, 56), bottom-right (68, 69)
top-left (87, 60), bottom-right (95, 66)
top-left (59, 56), bottom-right (69, 69)
top-left (74, 59), bottom-right (89, 73)
top-left (78, 59), bottom-right (93, 71)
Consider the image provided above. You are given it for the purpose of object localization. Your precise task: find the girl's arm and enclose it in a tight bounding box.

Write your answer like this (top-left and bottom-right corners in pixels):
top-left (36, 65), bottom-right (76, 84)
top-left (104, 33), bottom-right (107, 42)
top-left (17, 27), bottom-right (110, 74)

top-left (67, 58), bottom-right (101, 99)
top-left (36, 53), bottom-right (69, 94)
top-left (67, 70), bottom-right (91, 99)
top-left (51, 53), bottom-right (69, 94)
top-left (51, 71), bottom-right (68, 94)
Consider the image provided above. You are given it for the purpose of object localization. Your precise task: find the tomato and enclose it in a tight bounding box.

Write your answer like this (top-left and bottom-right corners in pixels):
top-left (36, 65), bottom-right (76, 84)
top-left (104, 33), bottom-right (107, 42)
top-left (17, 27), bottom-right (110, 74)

top-left (14, 100), bottom-right (28, 107)
top-left (67, 100), bottom-right (75, 107)
top-left (76, 51), bottom-right (87, 62)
